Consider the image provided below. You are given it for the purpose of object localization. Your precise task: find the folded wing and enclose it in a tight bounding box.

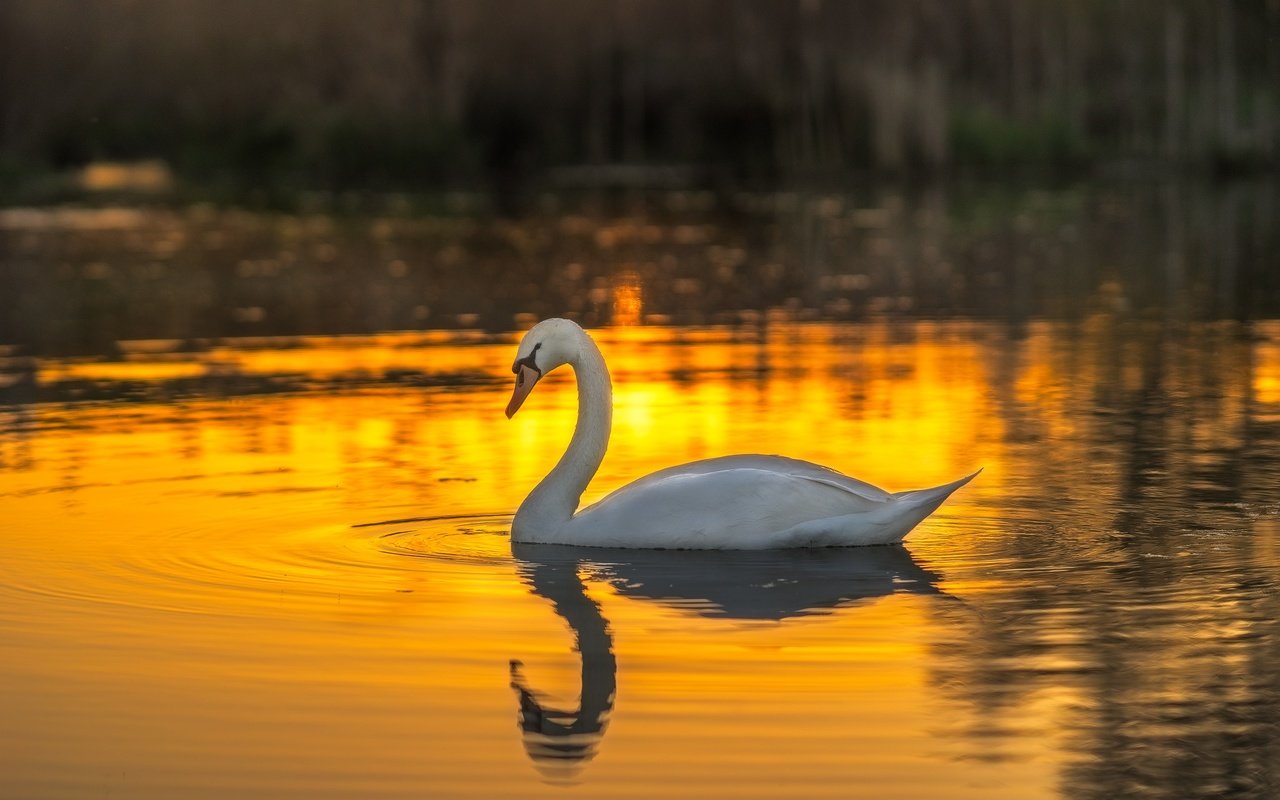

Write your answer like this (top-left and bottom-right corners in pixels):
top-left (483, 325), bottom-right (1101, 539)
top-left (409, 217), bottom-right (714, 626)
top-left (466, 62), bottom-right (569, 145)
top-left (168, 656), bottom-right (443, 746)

top-left (568, 458), bottom-right (896, 549)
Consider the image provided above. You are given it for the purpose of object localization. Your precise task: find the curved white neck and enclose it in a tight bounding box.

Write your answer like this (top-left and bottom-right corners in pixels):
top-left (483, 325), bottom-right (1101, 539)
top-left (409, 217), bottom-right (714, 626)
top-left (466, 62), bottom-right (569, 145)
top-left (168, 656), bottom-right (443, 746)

top-left (512, 332), bottom-right (611, 540)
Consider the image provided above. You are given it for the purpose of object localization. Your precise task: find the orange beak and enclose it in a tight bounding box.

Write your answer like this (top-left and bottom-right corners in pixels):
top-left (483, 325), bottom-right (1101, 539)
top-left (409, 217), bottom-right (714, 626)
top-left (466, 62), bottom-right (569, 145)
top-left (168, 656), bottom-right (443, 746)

top-left (505, 364), bottom-right (541, 418)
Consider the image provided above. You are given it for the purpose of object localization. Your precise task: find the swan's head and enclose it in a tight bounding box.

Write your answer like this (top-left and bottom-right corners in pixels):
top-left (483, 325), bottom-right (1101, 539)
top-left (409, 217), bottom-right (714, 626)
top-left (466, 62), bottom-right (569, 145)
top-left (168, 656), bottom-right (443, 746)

top-left (506, 318), bottom-right (582, 418)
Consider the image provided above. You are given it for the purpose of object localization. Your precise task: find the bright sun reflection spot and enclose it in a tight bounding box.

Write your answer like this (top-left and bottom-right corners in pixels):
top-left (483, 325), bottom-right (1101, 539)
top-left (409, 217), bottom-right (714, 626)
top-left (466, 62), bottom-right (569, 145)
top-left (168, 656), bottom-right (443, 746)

top-left (78, 160), bottom-right (174, 193)
top-left (1256, 330), bottom-right (1280, 404)
top-left (611, 270), bottom-right (643, 326)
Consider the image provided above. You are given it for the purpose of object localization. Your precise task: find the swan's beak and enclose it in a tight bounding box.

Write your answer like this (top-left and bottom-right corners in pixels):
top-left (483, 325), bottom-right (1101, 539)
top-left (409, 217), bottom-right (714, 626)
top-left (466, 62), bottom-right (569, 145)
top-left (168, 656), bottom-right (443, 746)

top-left (505, 364), bottom-right (541, 418)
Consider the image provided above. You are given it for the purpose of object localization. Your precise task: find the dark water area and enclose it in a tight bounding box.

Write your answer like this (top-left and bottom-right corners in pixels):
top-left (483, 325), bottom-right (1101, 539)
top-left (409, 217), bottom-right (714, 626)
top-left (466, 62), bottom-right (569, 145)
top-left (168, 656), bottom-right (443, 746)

top-left (2, 180), bottom-right (1278, 359)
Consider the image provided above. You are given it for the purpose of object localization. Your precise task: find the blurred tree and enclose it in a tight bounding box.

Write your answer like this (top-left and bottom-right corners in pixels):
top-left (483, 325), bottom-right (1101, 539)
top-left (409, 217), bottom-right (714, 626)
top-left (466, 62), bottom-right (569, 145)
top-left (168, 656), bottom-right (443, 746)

top-left (1, 0), bottom-right (1278, 193)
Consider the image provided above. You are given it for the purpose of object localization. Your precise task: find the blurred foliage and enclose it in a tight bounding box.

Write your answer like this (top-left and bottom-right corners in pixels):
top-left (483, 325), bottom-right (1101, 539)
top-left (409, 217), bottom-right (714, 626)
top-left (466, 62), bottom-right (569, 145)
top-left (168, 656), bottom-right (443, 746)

top-left (949, 109), bottom-right (1089, 168)
top-left (2, 0), bottom-right (1280, 200)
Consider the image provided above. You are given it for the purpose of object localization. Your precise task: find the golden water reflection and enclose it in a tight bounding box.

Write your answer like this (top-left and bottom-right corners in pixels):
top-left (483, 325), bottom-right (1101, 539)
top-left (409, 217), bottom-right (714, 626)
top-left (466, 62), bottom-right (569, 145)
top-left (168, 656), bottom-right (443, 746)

top-left (1, 320), bottom-right (1279, 798)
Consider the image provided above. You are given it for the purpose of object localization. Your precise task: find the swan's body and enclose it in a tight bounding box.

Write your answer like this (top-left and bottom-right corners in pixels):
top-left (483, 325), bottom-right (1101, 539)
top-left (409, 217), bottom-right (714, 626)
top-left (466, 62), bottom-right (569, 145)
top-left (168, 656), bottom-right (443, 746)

top-left (505, 318), bottom-right (977, 549)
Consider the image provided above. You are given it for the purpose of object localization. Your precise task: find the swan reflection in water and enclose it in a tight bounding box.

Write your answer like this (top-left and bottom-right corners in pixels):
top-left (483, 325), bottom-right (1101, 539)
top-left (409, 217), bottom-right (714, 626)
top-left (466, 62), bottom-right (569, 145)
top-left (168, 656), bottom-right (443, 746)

top-left (508, 542), bottom-right (946, 783)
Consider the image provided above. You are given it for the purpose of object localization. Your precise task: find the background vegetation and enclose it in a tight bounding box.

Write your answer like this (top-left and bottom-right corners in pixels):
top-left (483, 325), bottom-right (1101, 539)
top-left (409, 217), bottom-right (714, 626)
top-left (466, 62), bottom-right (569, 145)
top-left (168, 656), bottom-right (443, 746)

top-left (3, 0), bottom-right (1280, 201)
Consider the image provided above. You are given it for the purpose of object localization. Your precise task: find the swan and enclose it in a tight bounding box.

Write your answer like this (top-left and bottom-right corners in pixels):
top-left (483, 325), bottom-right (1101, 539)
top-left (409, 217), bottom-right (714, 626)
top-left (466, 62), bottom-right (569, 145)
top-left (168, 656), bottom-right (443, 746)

top-left (505, 318), bottom-right (978, 549)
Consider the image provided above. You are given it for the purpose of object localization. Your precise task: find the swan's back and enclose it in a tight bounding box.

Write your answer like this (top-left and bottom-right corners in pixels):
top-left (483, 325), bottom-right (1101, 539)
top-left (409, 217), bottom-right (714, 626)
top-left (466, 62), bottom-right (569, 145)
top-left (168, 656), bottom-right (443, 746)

top-left (596, 454), bottom-right (894, 504)
top-left (530, 456), bottom-right (977, 550)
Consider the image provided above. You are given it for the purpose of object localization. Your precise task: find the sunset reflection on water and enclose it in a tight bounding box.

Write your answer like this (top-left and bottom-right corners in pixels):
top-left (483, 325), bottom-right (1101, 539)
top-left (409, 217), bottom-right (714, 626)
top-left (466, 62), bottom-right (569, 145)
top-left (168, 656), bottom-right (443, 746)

top-left (1, 319), bottom-right (1278, 798)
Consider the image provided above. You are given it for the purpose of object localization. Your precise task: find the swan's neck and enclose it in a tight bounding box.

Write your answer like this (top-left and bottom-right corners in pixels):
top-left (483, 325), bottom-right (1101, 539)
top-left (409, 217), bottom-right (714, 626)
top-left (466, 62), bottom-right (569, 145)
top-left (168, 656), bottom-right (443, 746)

top-left (513, 334), bottom-right (611, 539)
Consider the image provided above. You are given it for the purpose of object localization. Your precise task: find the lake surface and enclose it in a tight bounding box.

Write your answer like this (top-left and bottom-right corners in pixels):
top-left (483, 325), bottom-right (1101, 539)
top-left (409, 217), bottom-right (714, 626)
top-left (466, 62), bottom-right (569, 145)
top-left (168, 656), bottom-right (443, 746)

top-left (2, 319), bottom-right (1279, 799)
top-left (4, 180), bottom-right (1279, 356)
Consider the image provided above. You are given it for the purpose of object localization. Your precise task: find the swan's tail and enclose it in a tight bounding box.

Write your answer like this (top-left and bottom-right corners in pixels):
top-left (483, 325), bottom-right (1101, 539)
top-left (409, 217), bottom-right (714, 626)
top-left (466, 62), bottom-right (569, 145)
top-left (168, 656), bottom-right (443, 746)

top-left (892, 468), bottom-right (982, 507)
top-left (781, 468), bottom-right (982, 547)
top-left (851, 468), bottom-right (979, 544)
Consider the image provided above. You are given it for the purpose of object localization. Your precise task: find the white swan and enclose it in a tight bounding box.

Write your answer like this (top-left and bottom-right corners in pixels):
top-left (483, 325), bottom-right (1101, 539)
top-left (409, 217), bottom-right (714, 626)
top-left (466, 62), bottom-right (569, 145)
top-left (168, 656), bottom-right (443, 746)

top-left (505, 318), bottom-right (978, 549)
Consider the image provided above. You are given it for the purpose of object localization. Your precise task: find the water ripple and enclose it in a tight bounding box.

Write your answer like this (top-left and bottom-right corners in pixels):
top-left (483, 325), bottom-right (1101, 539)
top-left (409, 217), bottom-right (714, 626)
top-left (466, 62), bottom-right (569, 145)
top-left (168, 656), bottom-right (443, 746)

top-left (0, 512), bottom-right (518, 628)
top-left (356, 513), bottom-right (514, 565)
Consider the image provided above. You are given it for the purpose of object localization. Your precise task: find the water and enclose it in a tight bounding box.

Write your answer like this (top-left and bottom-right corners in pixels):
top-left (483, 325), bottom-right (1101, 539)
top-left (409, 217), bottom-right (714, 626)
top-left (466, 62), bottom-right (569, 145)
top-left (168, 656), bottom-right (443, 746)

top-left (3, 181), bottom-right (1279, 357)
top-left (2, 319), bottom-right (1279, 799)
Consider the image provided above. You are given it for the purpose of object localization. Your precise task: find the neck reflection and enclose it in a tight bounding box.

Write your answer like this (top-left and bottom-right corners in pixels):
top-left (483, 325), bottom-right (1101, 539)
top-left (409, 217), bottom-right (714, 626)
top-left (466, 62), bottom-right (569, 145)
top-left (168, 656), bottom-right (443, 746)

top-left (509, 543), bottom-right (945, 782)
top-left (508, 556), bottom-right (616, 785)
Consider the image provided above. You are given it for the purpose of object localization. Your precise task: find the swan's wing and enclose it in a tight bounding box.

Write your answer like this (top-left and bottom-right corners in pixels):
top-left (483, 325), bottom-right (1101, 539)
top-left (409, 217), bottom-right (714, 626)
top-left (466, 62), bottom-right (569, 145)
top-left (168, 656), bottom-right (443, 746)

top-left (570, 466), bottom-right (891, 549)
top-left (595, 454), bottom-right (893, 505)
